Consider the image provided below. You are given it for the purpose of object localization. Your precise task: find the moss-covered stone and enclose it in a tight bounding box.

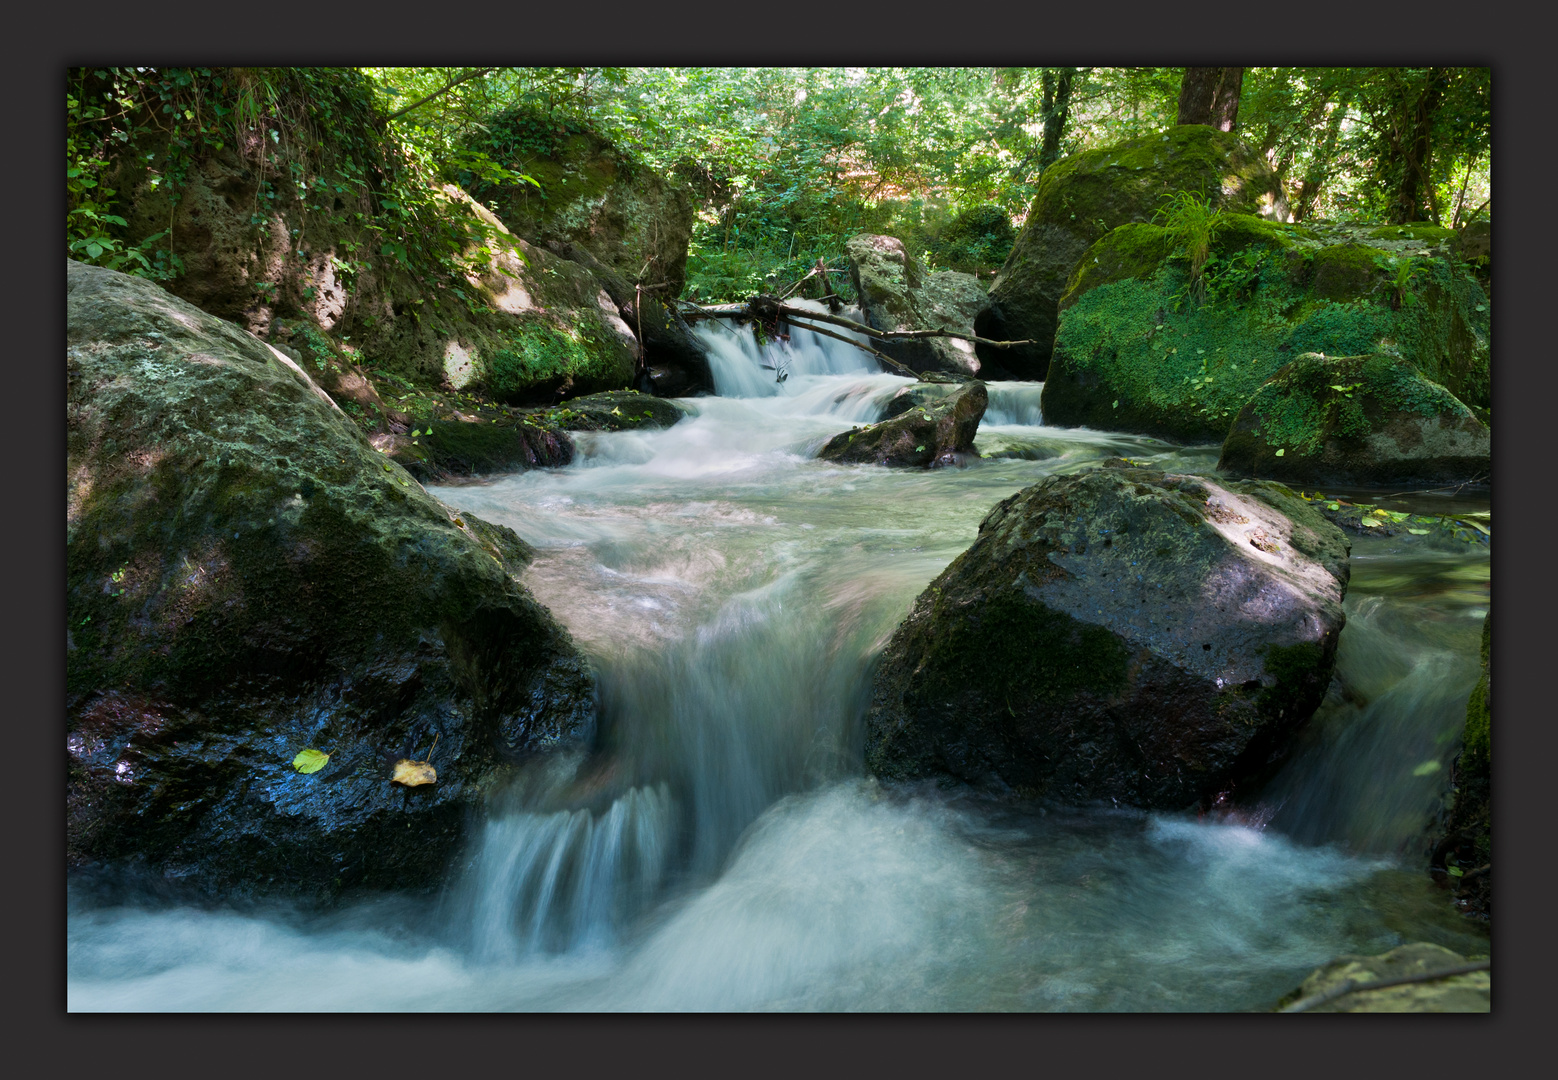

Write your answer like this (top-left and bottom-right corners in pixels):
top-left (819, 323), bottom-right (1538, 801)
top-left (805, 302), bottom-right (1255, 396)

top-left (865, 465), bottom-right (1350, 807)
top-left (1218, 353), bottom-right (1489, 486)
top-left (540, 389), bottom-right (689, 432)
top-left (389, 416), bottom-right (575, 482)
top-left (461, 106), bottom-right (695, 297)
top-left (818, 381), bottom-right (987, 468)
top-left (66, 261), bottom-right (597, 903)
top-left (1429, 611), bottom-right (1490, 921)
top-left (845, 234), bottom-right (991, 377)
top-left (980, 125), bottom-right (1288, 379)
top-left (1042, 219), bottom-right (1492, 442)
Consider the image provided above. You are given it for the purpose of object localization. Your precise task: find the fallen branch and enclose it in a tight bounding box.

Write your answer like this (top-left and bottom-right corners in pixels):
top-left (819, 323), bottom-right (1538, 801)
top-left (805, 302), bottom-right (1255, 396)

top-left (1278, 959), bottom-right (1489, 1013)
top-left (387, 68), bottom-right (499, 121)
top-left (776, 303), bottom-right (1034, 350)
top-left (774, 317), bottom-right (920, 379)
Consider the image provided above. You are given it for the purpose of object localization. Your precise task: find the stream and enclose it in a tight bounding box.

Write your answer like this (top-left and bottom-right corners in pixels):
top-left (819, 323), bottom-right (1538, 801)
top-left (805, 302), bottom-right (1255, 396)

top-left (67, 302), bottom-right (1490, 1011)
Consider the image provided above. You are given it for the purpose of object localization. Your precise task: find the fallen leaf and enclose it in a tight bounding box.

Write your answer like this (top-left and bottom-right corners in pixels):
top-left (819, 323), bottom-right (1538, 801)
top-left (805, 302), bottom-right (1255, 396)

top-left (1274, 448), bottom-right (1285, 457)
top-left (293, 748), bottom-right (329, 774)
top-left (392, 759), bottom-right (437, 786)
top-left (1412, 760), bottom-right (1442, 777)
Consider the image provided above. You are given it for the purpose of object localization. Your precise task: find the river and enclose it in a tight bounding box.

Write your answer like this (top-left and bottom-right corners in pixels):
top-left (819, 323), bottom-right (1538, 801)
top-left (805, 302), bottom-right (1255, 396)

top-left (67, 302), bottom-right (1490, 1011)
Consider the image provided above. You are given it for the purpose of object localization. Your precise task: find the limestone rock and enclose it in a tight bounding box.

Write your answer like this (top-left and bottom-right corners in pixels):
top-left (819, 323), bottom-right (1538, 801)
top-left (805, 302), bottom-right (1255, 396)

top-left (865, 465), bottom-right (1349, 807)
top-left (981, 125), bottom-right (1288, 380)
top-left (66, 261), bottom-right (596, 902)
top-left (1278, 943), bottom-right (1489, 1012)
top-left (1218, 353), bottom-right (1489, 486)
top-left (846, 235), bottom-right (991, 377)
top-left (818, 381), bottom-right (987, 468)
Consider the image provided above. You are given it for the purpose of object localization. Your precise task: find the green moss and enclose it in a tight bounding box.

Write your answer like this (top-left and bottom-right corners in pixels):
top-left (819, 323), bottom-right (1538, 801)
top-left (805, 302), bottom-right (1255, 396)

top-left (1368, 223), bottom-right (1456, 243)
top-left (478, 312), bottom-right (630, 402)
top-left (1462, 615), bottom-right (1490, 775)
top-left (1308, 243), bottom-right (1390, 301)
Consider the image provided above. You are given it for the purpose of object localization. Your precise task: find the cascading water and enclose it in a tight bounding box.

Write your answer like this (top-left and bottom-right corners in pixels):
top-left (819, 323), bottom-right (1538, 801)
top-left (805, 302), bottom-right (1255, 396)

top-left (67, 307), bottom-right (1490, 1011)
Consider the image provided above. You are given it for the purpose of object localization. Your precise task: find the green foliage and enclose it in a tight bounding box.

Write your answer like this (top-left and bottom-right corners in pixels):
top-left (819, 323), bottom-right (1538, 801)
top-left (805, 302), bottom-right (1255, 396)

top-left (1154, 191), bottom-right (1224, 302)
top-left (292, 748), bottom-right (329, 774)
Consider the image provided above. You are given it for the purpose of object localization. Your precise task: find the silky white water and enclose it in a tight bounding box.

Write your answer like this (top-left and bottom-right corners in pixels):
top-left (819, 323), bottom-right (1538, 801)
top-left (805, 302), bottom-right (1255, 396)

top-left (67, 309), bottom-right (1489, 1011)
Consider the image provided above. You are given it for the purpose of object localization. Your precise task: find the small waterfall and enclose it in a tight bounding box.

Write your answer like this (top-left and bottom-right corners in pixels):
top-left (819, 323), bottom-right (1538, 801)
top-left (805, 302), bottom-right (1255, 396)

top-left (468, 782), bottom-right (677, 960)
top-left (982, 382), bottom-right (1045, 426)
top-left (694, 299), bottom-right (878, 398)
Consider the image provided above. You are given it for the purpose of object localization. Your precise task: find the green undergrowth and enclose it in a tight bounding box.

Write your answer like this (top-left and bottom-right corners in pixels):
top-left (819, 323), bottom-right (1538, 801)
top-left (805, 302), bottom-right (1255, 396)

top-left (1291, 489), bottom-right (1490, 548)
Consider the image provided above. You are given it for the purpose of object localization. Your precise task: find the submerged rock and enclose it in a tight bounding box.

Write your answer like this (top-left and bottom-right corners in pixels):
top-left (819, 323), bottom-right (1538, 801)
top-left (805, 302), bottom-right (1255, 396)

top-left (1041, 216), bottom-right (1491, 442)
top-left (865, 465), bottom-right (1349, 807)
top-left (846, 235), bottom-right (991, 378)
top-left (1218, 353), bottom-right (1490, 486)
top-left (1276, 943), bottom-right (1488, 1012)
top-left (981, 125), bottom-right (1288, 380)
top-left (818, 381), bottom-right (987, 468)
top-left (544, 390), bottom-right (689, 432)
top-left (66, 261), bottom-right (597, 903)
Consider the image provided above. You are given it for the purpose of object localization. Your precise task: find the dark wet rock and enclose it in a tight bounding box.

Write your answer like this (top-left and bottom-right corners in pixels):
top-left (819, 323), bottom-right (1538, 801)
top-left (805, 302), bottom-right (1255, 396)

top-left (543, 390), bottom-right (689, 432)
top-left (1218, 353), bottom-right (1489, 487)
top-left (880, 382), bottom-right (956, 420)
top-left (846, 235), bottom-right (991, 378)
top-left (982, 125), bottom-right (1288, 380)
top-left (387, 416), bottom-right (575, 483)
top-left (818, 381), bottom-right (987, 468)
top-left (1041, 216), bottom-right (1491, 442)
top-left (463, 106), bottom-right (695, 297)
top-left (1275, 943), bottom-right (1488, 1012)
top-left (66, 261), bottom-right (596, 903)
top-left (865, 465), bottom-right (1349, 808)
top-left (1429, 611), bottom-right (1490, 921)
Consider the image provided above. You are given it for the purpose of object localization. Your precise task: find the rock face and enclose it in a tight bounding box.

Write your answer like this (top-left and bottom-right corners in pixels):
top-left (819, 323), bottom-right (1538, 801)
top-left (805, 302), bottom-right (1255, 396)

top-left (386, 417), bottom-right (575, 484)
top-left (1042, 215), bottom-right (1491, 442)
top-left (866, 465), bottom-right (1349, 808)
top-left (66, 261), bottom-right (597, 902)
top-left (1218, 353), bottom-right (1490, 486)
top-left (846, 235), bottom-right (991, 377)
top-left (981, 126), bottom-right (1288, 380)
top-left (464, 107), bottom-right (695, 298)
top-left (1430, 611), bottom-right (1490, 921)
top-left (818, 381), bottom-right (987, 468)
top-left (1277, 943), bottom-right (1488, 1012)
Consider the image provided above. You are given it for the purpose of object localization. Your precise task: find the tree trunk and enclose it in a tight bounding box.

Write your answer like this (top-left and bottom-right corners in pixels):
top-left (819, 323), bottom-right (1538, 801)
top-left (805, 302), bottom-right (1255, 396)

top-left (1176, 67), bottom-right (1244, 131)
top-left (1293, 97), bottom-right (1350, 223)
top-left (1387, 68), bottom-right (1448, 225)
top-left (1038, 68), bottom-right (1079, 170)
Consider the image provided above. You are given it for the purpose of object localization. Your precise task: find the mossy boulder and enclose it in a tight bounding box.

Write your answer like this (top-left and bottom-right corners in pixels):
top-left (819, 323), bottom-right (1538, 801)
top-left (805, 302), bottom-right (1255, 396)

top-left (980, 126), bottom-right (1288, 379)
top-left (846, 235), bottom-right (991, 378)
top-left (542, 389), bottom-right (689, 432)
top-left (1041, 217), bottom-right (1492, 442)
top-left (461, 106), bottom-right (695, 297)
top-left (1430, 611), bottom-right (1490, 920)
top-left (865, 465), bottom-right (1350, 808)
top-left (386, 416), bottom-right (574, 483)
top-left (1218, 353), bottom-right (1490, 487)
top-left (66, 261), bottom-right (597, 903)
top-left (1276, 943), bottom-right (1488, 1012)
top-left (818, 381), bottom-right (987, 468)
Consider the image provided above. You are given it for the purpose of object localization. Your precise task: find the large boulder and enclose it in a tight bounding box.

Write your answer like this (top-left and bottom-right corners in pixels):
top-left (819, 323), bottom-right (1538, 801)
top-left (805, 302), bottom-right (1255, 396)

top-left (1041, 216), bottom-right (1491, 442)
top-left (866, 465), bottom-right (1349, 807)
top-left (846, 235), bottom-right (992, 378)
top-left (981, 126), bottom-right (1288, 380)
top-left (1429, 611), bottom-right (1490, 920)
top-left (66, 261), bottom-right (597, 902)
top-left (818, 381), bottom-right (987, 468)
top-left (462, 106), bottom-right (695, 298)
top-left (1218, 353), bottom-right (1490, 486)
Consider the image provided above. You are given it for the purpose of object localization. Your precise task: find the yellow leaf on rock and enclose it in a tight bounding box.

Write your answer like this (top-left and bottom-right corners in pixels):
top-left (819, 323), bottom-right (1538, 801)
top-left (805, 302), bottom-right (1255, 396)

top-left (392, 759), bottom-right (437, 786)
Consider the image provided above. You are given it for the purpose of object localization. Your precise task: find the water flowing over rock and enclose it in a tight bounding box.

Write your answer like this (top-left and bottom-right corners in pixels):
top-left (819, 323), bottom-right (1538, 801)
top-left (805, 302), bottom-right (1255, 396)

top-left (981, 125), bottom-right (1289, 380)
top-left (866, 464), bottom-right (1349, 808)
top-left (1218, 353), bottom-right (1490, 486)
top-left (818, 381), bottom-right (987, 468)
top-left (66, 260), bottom-right (597, 902)
top-left (845, 235), bottom-right (991, 377)
top-left (1041, 216), bottom-right (1490, 442)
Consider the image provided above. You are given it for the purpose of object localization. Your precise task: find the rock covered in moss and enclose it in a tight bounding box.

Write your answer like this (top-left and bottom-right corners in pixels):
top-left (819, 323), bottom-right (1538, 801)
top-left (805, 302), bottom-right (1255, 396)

top-left (1218, 353), bottom-right (1489, 486)
top-left (865, 465), bottom-right (1349, 807)
top-left (1041, 217), bottom-right (1491, 442)
top-left (1276, 943), bottom-right (1488, 1012)
top-left (818, 381), bottom-right (987, 468)
top-left (980, 126), bottom-right (1288, 380)
top-left (387, 416), bottom-right (574, 482)
top-left (462, 106), bottom-right (695, 297)
top-left (66, 261), bottom-right (596, 903)
top-left (1430, 611), bottom-right (1490, 920)
top-left (880, 382), bottom-right (956, 421)
top-left (845, 235), bottom-right (991, 377)
top-left (544, 389), bottom-right (689, 432)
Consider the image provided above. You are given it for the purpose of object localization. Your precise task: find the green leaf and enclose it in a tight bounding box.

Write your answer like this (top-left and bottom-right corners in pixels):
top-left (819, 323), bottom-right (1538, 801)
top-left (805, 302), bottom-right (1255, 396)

top-left (1447, 865), bottom-right (1464, 877)
top-left (1327, 502), bottom-right (1341, 511)
top-left (1407, 528), bottom-right (1431, 535)
top-left (1274, 448), bottom-right (1285, 457)
top-left (1112, 400), bottom-right (1119, 409)
top-left (915, 445), bottom-right (926, 452)
top-left (1411, 760), bottom-right (1442, 777)
top-left (293, 748), bottom-right (330, 774)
